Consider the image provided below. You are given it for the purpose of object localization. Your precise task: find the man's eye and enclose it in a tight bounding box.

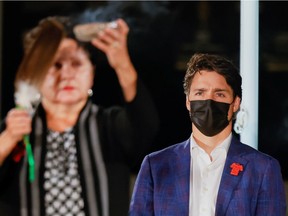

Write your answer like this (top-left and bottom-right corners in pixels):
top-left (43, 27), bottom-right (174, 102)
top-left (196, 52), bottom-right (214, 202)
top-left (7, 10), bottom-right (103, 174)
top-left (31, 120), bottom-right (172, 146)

top-left (216, 93), bottom-right (225, 97)
top-left (195, 92), bottom-right (203, 96)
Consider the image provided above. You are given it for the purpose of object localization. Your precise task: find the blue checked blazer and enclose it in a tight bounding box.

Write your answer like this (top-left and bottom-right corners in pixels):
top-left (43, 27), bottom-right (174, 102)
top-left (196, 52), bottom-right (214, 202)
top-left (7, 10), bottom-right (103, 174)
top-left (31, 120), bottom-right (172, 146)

top-left (129, 136), bottom-right (287, 216)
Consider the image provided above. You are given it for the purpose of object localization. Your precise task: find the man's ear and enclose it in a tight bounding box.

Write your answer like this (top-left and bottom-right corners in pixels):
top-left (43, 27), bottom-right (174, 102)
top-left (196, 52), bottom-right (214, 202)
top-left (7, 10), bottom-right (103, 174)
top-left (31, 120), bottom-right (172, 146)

top-left (233, 96), bottom-right (241, 112)
top-left (186, 96), bottom-right (191, 111)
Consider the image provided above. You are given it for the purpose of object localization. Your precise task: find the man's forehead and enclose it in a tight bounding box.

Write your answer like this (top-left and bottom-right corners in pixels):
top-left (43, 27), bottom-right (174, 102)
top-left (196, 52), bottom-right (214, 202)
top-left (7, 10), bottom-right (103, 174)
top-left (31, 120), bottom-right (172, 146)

top-left (190, 72), bottom-right (233, 93)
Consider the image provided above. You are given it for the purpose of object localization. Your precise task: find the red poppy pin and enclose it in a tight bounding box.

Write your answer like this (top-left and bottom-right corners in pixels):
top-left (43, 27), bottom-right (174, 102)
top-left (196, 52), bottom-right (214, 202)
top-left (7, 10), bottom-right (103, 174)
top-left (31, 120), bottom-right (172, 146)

top-left (230, 163), bottom-right (243, 176)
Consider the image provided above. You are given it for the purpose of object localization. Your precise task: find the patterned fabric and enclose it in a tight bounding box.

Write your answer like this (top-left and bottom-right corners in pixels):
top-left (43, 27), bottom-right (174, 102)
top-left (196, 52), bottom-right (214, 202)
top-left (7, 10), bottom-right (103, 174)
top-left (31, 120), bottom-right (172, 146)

top-left (129, 136), bottom-right (287, 216)
top-left (44, 128), bottom-right (85, 216)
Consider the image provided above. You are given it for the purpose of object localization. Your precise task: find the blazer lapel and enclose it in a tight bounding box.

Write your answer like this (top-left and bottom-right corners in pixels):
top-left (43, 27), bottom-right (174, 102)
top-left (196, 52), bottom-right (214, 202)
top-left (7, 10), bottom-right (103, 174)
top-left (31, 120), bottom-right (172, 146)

top-left (215, 136), bottom-right (248, 215)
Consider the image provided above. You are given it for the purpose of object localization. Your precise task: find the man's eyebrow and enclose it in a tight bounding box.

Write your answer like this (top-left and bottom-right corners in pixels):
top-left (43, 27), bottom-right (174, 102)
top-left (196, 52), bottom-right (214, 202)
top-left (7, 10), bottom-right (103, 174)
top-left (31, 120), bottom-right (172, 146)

top-left (214, 88), bottom-right (229, 92)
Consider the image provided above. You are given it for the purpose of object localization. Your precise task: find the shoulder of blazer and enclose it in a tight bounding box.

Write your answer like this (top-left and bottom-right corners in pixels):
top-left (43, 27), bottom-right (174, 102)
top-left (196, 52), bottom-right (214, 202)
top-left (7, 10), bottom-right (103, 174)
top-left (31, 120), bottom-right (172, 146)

top-left (229, 135), bottom-right (278, 163)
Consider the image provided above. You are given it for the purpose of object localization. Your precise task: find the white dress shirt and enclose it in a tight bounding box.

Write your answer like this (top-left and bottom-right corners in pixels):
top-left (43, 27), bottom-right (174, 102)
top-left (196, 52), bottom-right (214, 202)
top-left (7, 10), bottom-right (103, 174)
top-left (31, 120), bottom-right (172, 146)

top-left (189, 133), bottom-right (232, 216)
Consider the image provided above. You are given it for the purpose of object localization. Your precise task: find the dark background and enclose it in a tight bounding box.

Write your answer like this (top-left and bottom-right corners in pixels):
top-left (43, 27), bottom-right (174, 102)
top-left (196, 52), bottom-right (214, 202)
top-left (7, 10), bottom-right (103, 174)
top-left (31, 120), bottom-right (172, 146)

top-left (1, 1), bottom-right (288, 178)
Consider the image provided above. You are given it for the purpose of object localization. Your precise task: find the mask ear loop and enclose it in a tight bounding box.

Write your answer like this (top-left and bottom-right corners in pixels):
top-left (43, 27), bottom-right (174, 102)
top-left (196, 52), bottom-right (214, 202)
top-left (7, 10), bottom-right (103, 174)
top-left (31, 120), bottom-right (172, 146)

top-left (228, 97), bottom-right (237, 123)
top-left (229, 96), bottom-right (236, 105)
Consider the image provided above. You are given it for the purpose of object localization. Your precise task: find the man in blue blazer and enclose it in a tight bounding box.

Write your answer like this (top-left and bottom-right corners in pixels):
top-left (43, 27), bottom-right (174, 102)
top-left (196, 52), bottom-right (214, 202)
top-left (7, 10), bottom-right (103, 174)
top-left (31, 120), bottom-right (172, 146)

top-left (129, 53), bottom-right (287, 215)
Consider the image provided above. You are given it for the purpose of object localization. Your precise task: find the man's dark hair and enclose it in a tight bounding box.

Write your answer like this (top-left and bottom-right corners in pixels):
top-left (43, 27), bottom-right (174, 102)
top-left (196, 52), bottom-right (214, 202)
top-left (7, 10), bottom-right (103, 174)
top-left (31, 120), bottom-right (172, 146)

top-left (183, 53), bottom-right (242, 100)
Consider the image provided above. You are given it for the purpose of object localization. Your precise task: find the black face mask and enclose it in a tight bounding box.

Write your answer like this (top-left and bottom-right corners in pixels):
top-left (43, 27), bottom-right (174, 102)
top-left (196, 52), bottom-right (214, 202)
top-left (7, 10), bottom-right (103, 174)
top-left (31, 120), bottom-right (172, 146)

top-left (189, 99), bottom-right (231, 137)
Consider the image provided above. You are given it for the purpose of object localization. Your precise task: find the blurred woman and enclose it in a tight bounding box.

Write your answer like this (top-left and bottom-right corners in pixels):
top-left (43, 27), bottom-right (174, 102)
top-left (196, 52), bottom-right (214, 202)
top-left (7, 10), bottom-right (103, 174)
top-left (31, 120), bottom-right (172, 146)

top-left (0, 16), bottom-right (159, 216)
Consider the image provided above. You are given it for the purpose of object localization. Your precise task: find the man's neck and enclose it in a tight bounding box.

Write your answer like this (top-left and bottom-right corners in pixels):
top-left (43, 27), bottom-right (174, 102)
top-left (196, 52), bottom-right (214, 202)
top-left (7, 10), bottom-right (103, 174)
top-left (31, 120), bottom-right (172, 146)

top-left (192, 124), bottom-right (232, 155)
